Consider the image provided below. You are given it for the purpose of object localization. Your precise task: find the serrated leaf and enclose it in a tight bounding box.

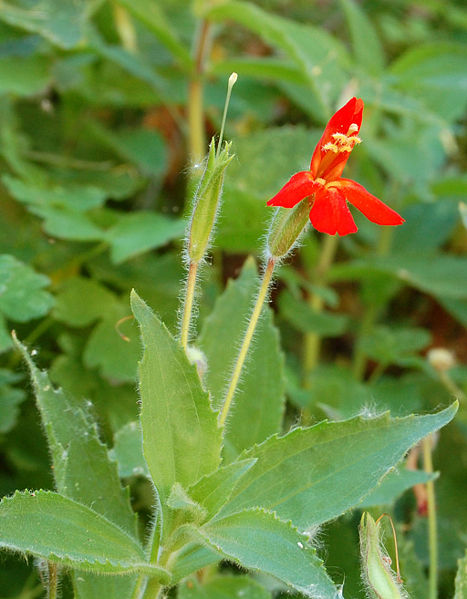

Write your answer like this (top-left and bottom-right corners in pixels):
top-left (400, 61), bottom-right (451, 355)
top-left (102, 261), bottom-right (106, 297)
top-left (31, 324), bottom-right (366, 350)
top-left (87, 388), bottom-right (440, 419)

top-left (218, 404), bottom-right (457, 530)
top-left (0, 491), bottom-right (167, 578)
top-left (196, 509), bottom-right (337, 597)
top-left (0, 254), bottom-right (53, 322)
top-left (199, 259), bottom-right (285, 459)
top-left (107, 212), bottom-right (184, 263)
top-left (178, 574), bottom-right (271, 599)
top-left (131, 291), bottom-right (222, 538)
top-left (188, 459), bottom-right (257, 520)
top-left (14, 337), bottom-right (138, 539)
top-left (454, 550), bottom-right (467, 599)
top-left (359, 326), bottom-right (431, 368)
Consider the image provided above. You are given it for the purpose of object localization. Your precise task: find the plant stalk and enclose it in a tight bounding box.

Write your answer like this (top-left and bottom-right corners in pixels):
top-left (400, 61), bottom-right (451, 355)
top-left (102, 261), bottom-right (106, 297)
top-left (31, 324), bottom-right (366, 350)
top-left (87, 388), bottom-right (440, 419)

top-left (47, 563), bottom-right (58, 599)
top-left (219, 257), bottom-right (276, 426)
top-left (180, 261), bottom-right (199, 349)
top-left (423, 435), bottom-right (438, 599)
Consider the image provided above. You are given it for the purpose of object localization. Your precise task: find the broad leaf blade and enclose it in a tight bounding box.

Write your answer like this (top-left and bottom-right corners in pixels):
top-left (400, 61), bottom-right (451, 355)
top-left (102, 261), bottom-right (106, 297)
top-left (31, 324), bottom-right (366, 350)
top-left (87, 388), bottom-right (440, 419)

top-left (131, 290), bottom-right (222, 511)
top-left (0, 491), bottom-right (166, 578)
top-left (199, 259), bottom-right (285, 459)
top-left (197, 509), bottom-right (337, 597)
top-left (178, 574), bottom-right (271, 599)
top-left (220, 405), bottom-right (457, 529)
top-left (188, 459), bottom-right (257, 520)
top-left (14, 337), bottom-right (138, 539)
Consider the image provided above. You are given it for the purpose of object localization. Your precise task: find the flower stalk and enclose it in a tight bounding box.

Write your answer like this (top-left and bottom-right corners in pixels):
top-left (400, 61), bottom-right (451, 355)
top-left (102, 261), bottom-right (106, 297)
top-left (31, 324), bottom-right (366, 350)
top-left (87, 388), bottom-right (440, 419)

top-left (423, 435), bottom-right (438, 599)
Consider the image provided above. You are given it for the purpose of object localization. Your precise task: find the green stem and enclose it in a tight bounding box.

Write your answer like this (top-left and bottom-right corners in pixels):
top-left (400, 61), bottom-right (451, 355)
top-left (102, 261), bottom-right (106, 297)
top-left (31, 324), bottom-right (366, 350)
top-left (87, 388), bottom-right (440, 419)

top-left (130, 574), bottom-right (147, 599)
top-left (303, 234), bottom-right (339, 379)
top-left (219, 258), bottom-right (276, 426)
top-left (141, 578), bottom-right (162, 599)
top-left (47, 563), bottom-right (58, 599)
top-left (188, 20), bottom-right (210, 163)
top-left (180, 261), bottom-right (199, 349)
top-left (423, 435), bottom-right (438, 599)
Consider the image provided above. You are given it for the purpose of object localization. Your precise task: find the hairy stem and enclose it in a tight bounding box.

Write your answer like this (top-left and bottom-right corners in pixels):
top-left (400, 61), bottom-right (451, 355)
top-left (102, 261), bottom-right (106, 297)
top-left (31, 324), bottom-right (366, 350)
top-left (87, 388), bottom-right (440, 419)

top-left (180, 261), bottom-right (199, 349)
top-left (219, 257), bottom-right (276, 426)
top-left (47, 563), bottom-right (58, 599)
top-left (423, 435), bottom-right (438, 599)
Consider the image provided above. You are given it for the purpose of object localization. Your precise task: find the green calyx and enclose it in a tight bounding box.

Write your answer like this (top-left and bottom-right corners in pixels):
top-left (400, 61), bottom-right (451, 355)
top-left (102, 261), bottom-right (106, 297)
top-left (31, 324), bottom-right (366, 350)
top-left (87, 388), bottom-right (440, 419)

top-left (266, 199), bottom-right (310, 260)
top-left (187, 138), bottom-right (234, 263)
top-left (359, 513), bottom-right (407, 599)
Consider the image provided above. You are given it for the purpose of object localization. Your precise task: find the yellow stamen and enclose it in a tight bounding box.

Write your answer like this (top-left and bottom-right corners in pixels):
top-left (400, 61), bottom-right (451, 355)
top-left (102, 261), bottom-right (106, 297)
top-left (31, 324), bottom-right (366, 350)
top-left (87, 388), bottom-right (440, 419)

top-left (322, 142), bottom-right (339, 153)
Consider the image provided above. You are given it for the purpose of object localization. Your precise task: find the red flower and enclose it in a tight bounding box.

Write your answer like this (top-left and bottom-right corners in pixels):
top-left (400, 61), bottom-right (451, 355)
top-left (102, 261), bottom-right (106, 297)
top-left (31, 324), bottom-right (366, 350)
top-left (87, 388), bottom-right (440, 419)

top-left (267, 97), bottom-right (405, 236)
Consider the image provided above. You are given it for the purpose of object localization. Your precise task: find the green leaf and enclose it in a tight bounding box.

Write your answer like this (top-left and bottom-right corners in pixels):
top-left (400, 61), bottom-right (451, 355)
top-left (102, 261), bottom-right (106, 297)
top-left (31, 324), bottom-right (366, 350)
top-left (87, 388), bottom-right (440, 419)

top-left (53, 277), bottom-right (116, 327)
top-left (0, 490), bottom-right (168, 579)
top-left (218, 127), bottom-right (316, 253)
top-left (131, 291), bottom-right (222, 534)
top-left (30, 206), bottom-right (104, 241)
top-left (74, 575), bottom-right (137, 599)
top-left (0, 369), bottom-right (25, 433)
top-left (279, 289), bottom-right (348, 336)
top-left (199, 259), bottom-right (285, 459)
top-left (115, 0), bottom-right (191, 68)
top-left (107, 212), bottom-right (184, 264)
top-left (359, 326), bottom-right (431, 368)
top-left (454, 550), bottom-right (467, 599)
top-left (218, 404), bottom-right (457, 530)
top-left (110, 421), bottom-right (149, 478)
top-left (359, 466), bottom-right (434, 508)
top-left (0, 0), bottom-right (89, 49)
top-left (205, 0), bottom-right (347, 119)
top-left (178, 574), bottom-right (271, 599)
top-left (390, 42), bottom-right (467, 121)
top-left (170, 544), bottom-right (221, 584)
top-left (188, 459), bottom-right (257, 521)
top-left (0, 254), bottom-right (53, 322)
top-left (0, 55), bottom-right (50, 96)
top-left (83, 303), bottom-right (140, 383)
top-left (330, 254), bottom-right (467, 301)
top-left (340, 0), bottom-right (385, 74)
top-left (14, 337), bottom-right (138, 539)
top-left (3, 175), bottom-right (107, 212)
top-left (196, 508), bottom-right (337, 597)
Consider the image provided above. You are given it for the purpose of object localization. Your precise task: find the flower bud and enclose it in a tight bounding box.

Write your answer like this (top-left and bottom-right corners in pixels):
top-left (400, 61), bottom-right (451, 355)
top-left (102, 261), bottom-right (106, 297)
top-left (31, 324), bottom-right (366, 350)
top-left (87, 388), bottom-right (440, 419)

top-left (266, 199), bottom-right (310, 260)
top-left (427, 347), bottom-right (456, 372)
top-left (359, 513), bottom-right (407, 599)
top-left (187, 138), bottom-right (234, 263)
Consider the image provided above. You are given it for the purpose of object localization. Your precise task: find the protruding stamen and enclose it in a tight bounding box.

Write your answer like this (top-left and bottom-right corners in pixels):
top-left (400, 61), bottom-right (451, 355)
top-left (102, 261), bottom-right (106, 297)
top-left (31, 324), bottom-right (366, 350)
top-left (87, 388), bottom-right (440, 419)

top-left (217, 72), bottom-right (238, 156)
top-left (322, 142), bottom-right (339, 153)
top-left (347, 123), bottom-right (359, 134)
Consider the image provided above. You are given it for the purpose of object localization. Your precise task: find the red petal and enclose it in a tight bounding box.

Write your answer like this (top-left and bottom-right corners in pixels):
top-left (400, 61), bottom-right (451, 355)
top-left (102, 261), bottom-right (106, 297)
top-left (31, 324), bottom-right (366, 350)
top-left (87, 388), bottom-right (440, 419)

top-left (334, 179), bottom-right (405, 225)
top-left (267, 171), bottom-right (317, 209)
top-left (309, 187), bottom-right (358, 236)
top-left (310, 97), bottom-right (364, 177)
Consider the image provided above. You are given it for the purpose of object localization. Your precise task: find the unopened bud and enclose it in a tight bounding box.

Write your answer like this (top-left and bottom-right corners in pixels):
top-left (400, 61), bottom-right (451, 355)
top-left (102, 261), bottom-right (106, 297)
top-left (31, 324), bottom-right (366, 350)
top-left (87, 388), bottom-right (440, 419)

top-left (187, 138), bottom-right (234, 263)
top-left (359, 513), bottom-right (407, 599)
top-left (427, 348), bottom-right (456, 372)
top-left (266, 200), bottom-right (310, 260)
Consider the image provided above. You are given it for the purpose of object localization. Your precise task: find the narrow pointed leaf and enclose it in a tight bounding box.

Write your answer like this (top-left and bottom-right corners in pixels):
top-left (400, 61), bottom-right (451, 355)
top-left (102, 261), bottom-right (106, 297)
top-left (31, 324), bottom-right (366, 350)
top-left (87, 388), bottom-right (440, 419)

top-left (130, 290), bottom-right (222, 509)
top-left (196, 508), bottom-right (337, 597)
top-left (219, 404), bottom-right (457, 529)
top-left (454, 550), bottom-right (467, 599)
top-left (0, 491), bottom-right (169, 581)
